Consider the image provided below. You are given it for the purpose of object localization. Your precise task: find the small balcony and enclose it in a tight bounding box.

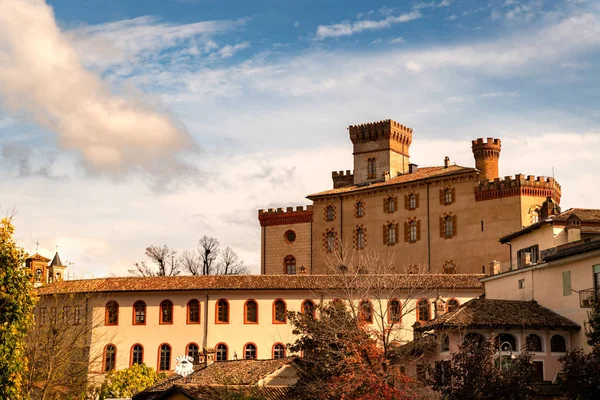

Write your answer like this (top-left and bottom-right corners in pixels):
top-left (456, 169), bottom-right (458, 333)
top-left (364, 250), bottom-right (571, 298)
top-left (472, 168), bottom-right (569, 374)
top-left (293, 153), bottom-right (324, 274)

top-left (579, 288), bottom-right (599, 308)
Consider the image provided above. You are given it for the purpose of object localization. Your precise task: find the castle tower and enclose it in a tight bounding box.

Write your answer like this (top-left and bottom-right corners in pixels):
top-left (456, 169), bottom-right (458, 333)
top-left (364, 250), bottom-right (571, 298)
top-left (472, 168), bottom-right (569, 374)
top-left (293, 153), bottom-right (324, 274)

top-left (349, 119), bottom-right (413, 185)
top-left (472, 138), bottom-right (501, 181)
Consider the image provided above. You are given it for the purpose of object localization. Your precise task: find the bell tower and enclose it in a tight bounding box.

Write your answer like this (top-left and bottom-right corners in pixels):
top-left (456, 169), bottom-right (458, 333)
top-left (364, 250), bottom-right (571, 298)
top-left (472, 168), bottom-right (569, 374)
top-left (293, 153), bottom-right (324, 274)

top-left (349, 119), bottom-right (413, 185)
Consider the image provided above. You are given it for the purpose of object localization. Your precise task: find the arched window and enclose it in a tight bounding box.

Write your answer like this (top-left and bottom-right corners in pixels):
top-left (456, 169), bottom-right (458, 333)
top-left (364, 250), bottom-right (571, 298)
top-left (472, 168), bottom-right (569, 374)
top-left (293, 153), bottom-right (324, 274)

top-left (526, 334), bottom-right (543, 352)
top-left (187, 343), bottom-right (199, 363)
top-left (409, 220), bottom-right (418, 242)
top-left (133, 301), bottom-right (146, 325)
top-left (104, 344), bottom-right (117, 372)
top-left (326, 231), bottom-right (335, 252)
top-left (408, 193), bottom-right (417, 209)
top-left (356, 201), bottom-right (365, 217)
top-left (187, 299), bottom-right (200, 324)
top-left (531, 208), bottom-right (540, 224)
top-left (388, 299), bottom-right (401, 324)
top-left (496, 333), bottom-right (517, 352)
top-left (244, 343), bottom-right (257, 360)
top-left (550, 335), bottom-right (567, 352)
top-left (216, 299), bottom-right (229, 323)
top-left (35, 268), bottom-right (43, 282)
top-left (367, 158), bottom-right (376, 179)
top-left (284, 256), bottom-right (296, 275)
top-left (244, 299), bottom-right (258, 324)
top-left (446, 298), bottom-right (460, 313)
top-left (359, 300), bottom-right (373, 323)
top-left (417, 299), bottom-right (430, 322)
top-left (158, 344), bottom-right (171, 371)
top-left (216, 343), bottom-right (228, 361)
top-left (273, 299), bottom-right (286, 324)
top-left (131, 344), bottom-right (143, 366)
top-left (326, 205), bottom-right (335, 221)
top-left (464, 332), bottom-right (485, 345)
top-left (302, 300), bottom-right (316, 318)
top-left (387, 223), bottom-right (397, 245)
top-left (105, 301), bottom-right (119, 326)
top-left (386, 197), bottom-right (396, 213)
top-left (160, 300), bottom-right (173, 324)
top-left (273, 343), bottom-right (286, 359)
top-left (356, 227), bottom-right (365, 249)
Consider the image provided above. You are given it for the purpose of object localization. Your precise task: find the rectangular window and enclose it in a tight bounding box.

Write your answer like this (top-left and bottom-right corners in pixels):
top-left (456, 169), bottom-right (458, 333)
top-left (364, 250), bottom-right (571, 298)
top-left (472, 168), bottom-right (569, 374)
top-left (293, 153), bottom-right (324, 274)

top-left (409, 224), bottom-right (417, 242)
top-left (388, 224), bottom-right (396, 245)
top-left (532, 361), bottom-right (544, 381)
top-left (518, 279), bottom-right (525, 289)
top-left (445, 219), bottom-right (453, 238)
top-left (62, 306), bottom-right (71, 324)
top-left (517, 245), bottom-right (539, 268)
top-left (73, 305), bottom-right (82, 325)
top-left (562, 271), bottom-right (572, 296)
top-left (40, 307), bottom-right (48, 326)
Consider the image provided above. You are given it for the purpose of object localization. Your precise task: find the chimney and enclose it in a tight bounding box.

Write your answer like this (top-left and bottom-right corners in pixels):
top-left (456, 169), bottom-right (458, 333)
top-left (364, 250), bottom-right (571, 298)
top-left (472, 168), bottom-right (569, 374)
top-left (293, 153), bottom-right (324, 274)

top-left (299, 265), bottom-right (307, 275)
top-left (471, 138), bottom-right (501, 181)
top-left (566, 216), bottom-right (581, 243)
top-left (444, 156), bottom-right (450, 168)
top-left (409, 163), bottom-right (419, 173)
top-left (490, 260), bottom-right (501, 275)
top-left (539, 196), bottom-right (560, 220)
top-left (382, 171), bottom-right (391, 181)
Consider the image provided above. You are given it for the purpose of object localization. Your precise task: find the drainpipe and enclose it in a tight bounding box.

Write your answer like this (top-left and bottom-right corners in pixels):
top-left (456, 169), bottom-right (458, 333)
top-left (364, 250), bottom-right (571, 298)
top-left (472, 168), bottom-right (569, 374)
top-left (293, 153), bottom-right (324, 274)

top-left (203, 292), bottom-right (209, 351)
top-left (339, 195), bottom-right (343, 257)
top-left (427, 182), bottom-right (431, 272)
top-left (262, 226), bottom-right (266, 275)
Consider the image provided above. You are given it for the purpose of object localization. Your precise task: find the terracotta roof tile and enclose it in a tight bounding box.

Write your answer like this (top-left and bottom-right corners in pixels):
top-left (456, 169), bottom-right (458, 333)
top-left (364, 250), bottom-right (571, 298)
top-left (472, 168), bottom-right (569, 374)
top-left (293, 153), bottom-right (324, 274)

top-left (416, 297), bottom-right (580, 331)
top-left (307, 165), bottom-right (477, 198)
top-left (552, 208), bottom-right (600, 222)
top-left (141, 385), bottom-right (290, 400)
top-left (36, 274), bottom-right (484, 295)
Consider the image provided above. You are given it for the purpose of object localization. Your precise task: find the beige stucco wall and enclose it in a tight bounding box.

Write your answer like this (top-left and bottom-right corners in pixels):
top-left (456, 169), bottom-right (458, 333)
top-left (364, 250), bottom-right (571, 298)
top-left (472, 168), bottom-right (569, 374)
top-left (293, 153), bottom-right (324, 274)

top-left (483, 250), bottom-right (600, 351)
top-left (87, 287), bottom-right (481, 375)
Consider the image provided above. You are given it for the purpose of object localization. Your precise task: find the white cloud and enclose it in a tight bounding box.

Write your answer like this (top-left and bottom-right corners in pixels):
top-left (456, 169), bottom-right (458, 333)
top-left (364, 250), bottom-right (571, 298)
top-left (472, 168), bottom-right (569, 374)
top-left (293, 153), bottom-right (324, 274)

top-left (414, 0), bottom-right (452, 9)
top-left (389, 37), bottom-right (406, 44)
top-left (216, 41), bottom-right (250, 59)
top-left (0, 0), bottom-right (193, 174)
top-left (372, 38), bottom-right (383, 45)
top-left (446, 14), bottom-right (458, 20)
top-left (315, 11), bottom-right (421, 39)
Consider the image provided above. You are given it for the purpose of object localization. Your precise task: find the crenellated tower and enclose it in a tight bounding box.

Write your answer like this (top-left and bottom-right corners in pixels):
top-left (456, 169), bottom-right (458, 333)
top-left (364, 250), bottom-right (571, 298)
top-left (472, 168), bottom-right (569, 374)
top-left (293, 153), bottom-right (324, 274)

top-left (349, 119), bottom-right (413, 185)
top-left (472, 138), bottom-right (501, 181)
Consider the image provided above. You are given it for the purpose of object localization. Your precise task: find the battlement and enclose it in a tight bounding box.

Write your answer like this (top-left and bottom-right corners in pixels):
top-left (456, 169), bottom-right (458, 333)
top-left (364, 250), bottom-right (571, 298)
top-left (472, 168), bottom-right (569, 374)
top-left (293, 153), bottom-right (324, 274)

top-left (348, 119), bottom-right (413, 148)
top-left (258, 205), bottom-right (314, 227)
top-left (349, 119), bottom-right (413, 135)
top-left (332, 170), bottom-right (354, 189)
top-left (475, 174), bottom-right (562, 203)
top-left (472, 138), bottom-right (501, 148)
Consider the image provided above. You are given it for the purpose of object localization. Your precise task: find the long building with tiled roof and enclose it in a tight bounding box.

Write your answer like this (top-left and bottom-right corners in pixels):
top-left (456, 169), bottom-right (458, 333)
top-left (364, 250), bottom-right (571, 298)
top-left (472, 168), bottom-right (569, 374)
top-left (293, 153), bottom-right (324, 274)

top-left (258, 118), bottom-right (562, 275)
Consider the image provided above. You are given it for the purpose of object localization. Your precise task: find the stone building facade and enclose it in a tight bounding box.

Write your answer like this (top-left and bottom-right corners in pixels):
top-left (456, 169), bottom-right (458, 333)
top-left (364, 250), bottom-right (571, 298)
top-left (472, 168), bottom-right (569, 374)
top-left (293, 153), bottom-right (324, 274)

top-left (259, 119), bottom-right (562, 275)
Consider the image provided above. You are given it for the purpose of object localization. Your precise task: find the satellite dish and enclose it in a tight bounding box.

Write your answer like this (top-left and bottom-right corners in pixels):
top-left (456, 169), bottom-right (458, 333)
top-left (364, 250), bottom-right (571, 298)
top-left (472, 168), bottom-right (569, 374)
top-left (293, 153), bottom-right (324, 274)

top-left (174, 355), bottom-right (194, 377)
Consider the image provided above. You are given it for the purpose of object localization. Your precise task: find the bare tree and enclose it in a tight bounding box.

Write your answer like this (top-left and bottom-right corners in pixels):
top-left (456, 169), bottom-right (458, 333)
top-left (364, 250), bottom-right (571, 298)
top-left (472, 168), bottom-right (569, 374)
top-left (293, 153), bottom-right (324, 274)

top-left (218, 247), bottom-right (249, 275)
top-left (24, 291), bottom-right (109, 400)
top-left (180, 250), bottom-right (202, 276)
top-left (198, 236), bottom-right (219, 276)
top-left (129, 245), bottom-right (181, 277)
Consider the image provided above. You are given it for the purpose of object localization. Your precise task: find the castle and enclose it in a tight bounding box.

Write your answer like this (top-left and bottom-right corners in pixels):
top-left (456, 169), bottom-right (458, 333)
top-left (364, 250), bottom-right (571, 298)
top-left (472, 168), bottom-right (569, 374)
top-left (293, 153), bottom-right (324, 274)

top-left (258, 119), bottom-right (561, 275)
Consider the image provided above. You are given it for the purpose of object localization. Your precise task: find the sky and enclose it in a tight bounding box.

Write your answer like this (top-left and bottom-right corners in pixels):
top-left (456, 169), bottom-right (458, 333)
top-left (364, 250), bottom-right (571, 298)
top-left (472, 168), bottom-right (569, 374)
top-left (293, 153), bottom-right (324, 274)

top-left (0, 0), bottom-right (599, 277)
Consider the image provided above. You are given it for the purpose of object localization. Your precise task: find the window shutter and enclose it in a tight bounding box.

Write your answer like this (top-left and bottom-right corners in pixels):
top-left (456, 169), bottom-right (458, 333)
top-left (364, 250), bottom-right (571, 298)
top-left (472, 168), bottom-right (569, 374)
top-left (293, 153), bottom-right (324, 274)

top-left (439, 189), bottom-right (444, 205)
top-left (417, 220), bottom-right (421, 241)
top-left (451, 188), bottom-right (456, 203)
top-left (453, 215), bottom-right (458, 237)
top-left (562, 271), bottom-right (572, 296)
top-left (383, 197), bottom-right (387, 212)
top-left (394, 197), bottom-right (398, 212)
top-left (383, 224), bottom-right (388, 245)
top-left (404, 221), bottom-right (409, 242)
top-left (404, 195), bottom-right (409, 210)
top-left (416, 193), bottom-right (420, 209)
top-left (439, 217), bottom-right (444, 238)
top-left (395, 224), bottom-right (399, 244)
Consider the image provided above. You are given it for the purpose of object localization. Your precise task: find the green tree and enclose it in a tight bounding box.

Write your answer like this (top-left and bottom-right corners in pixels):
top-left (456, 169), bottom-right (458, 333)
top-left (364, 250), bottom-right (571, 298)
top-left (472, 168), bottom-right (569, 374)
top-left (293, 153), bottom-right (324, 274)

top-left (585, 301), bottom-right (600, 346)
top-left (0, 217), bottom-right (37, 399)
top-left (97, 363), bottom-right (167, 399)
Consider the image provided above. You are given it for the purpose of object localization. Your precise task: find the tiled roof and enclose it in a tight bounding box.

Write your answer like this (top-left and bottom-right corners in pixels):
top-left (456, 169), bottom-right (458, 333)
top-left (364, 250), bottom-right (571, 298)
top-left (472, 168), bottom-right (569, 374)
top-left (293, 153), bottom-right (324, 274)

top-left (500, 208), bottom-right (600, 243)
top-left (140, 358), bottom-right (295, 394)
top-left (140, 385), bottom-right (290, 400)
top-left (36, 274), bottom-right (484, 295)
top-left (553, 208), bottom-right (600, 222)
top-left (50, 252), bottom-right (64, 267)
top-left (307, 165), bottom-right (477, 198)
top-left (416, 297), bottom-right (580, 331)
top-left (27, 253), bottom-right (50, 262)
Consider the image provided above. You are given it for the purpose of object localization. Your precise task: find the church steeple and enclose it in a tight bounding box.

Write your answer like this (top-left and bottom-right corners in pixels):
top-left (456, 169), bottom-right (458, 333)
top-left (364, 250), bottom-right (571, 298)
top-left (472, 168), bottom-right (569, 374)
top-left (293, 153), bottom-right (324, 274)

top-left (48, 251), bottom-right (66, 283)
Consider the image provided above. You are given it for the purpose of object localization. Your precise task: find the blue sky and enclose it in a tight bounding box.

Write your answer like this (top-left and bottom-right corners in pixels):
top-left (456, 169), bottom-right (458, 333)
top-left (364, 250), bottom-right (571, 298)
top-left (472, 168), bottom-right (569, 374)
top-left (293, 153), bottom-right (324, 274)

top-left (0, 0), bottom-right (599, 277)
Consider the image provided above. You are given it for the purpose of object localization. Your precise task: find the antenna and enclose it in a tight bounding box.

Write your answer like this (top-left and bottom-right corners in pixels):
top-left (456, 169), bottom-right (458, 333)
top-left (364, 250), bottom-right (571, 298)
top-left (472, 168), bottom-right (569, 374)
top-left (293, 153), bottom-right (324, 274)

top-left (36, 241), bottom-right (39, 252)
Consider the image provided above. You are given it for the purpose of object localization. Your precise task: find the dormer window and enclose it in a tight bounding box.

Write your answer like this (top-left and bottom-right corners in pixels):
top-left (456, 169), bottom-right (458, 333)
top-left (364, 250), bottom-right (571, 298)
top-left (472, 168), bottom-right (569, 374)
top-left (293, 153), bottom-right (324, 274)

top-left (367, 158), bottom-right (376, 179)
